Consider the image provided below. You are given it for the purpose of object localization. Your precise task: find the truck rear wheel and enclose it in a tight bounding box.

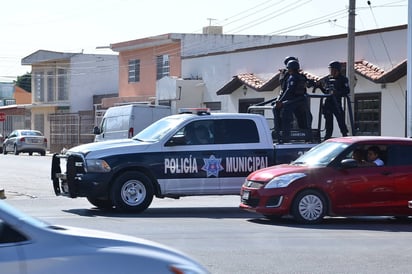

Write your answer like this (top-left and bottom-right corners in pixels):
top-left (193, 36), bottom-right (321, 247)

top-left (111, 171), bottom-right (154, 213)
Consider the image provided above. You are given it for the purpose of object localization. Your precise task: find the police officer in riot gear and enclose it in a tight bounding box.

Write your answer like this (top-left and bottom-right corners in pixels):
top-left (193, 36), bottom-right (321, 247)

top-left (274, 59), bottom-right (307, 143)
top-left (274, 56), bottom-right (298, 132)
top-left (275, 56), bottom-right (312, 141)
top-left (318, 61), bottom-right (349, 140)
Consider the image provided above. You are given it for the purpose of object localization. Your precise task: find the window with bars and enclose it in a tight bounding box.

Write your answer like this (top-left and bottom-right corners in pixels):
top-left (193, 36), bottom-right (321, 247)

top-left (128, 59), bottom-right (140, 83)
top-left (34, 113), bottom-right (45, 133)
top-left (34, 72), bottom-right (45, 102)
top-left (47, 71), bottom-right (55, 102)
top-left (33, 68), bottom-right (68, 102)
top-left (354, 93), bottom-right (381, 136)
top-left (57, 68), bottom-right (68, 100)
top-left (156, 55), bottom-right (170, 80)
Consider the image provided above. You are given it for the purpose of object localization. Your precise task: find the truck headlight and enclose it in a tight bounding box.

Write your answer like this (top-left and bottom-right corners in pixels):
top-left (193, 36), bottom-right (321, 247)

top-left (264, 173), bottom-right (306, 189)
top-left (85, 159), bottom-right (111, 173)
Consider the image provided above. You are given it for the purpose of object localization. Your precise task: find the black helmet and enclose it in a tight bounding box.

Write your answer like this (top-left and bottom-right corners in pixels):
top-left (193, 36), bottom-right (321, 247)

top-left (284, 56), bottom-right (298, 66)
top-left (328, 61), bottom-right (341, 71)
top-left (286, 60), bottom-right (300, 70)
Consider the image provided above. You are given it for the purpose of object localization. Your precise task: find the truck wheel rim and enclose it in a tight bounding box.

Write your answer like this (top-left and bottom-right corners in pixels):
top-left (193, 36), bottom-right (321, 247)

top-left (121, 180), bottom-right (146, 206)
top-left (298, 194), bottom-right (323, 221)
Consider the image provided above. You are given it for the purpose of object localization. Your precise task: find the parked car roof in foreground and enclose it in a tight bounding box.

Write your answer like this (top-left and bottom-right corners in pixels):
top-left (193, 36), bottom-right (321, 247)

top-left (240, 136), bottom-right (412, 224)
top-left (0, 200), bottom-right (209, 274)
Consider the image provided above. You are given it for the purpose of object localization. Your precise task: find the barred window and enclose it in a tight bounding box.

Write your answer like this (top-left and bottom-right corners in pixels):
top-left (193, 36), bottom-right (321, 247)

top-left (156, 55), bottom-right (170, 80)
top-left (354, 93), bottom-right (381, 136)
top-left (34, 113), bottom-right (45, 133)
top-left (128, 59), bottom-right (140, 83)
top-left (47, 71), bottom-right (55, 102)
top-left (57, 69), bottom-right (68, 100)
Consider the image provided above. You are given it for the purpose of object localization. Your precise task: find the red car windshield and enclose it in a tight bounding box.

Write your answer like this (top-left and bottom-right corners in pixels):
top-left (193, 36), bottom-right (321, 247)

top-left (292, 141), bottom-right (350, 167)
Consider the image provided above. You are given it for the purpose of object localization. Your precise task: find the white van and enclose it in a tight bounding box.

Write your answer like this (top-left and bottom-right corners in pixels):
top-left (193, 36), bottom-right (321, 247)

top-left (93, 104), bottom-right (171, 142)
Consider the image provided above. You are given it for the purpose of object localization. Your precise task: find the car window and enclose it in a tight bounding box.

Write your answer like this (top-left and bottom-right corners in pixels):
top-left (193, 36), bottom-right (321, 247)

top-left (293, 141), bottom-right (349, 166)
top-left (21, 131), bottom-right (42, 136)
top-left (214, 119), bottom-right (259, 144)
top-left (181, 120), bottom-right (214, 145)
top-left (0, 220), bottom-right (28, 244)
top-left (342, 144), bottom-right (387, 167)
top-left (387, 144), bottom-right (412, 166)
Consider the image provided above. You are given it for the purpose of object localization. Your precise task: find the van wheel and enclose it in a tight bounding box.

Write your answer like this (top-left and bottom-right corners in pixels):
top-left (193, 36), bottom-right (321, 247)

top-left (87, 197), bottom-right (113, 210)
top-left (111, 171), bottom-right (154, 213)
top-left (292, 190), bottom-right (326, 224)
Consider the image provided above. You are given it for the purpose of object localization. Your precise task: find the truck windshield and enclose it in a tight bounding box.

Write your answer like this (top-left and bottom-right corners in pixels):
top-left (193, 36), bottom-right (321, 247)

top-left (292, 141), bottom-right (349, 167)
top-left (133, 116), bottom-right (184, 142)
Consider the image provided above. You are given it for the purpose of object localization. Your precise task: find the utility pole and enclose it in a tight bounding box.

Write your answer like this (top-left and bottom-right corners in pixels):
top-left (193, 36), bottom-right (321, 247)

top-left (347, 0), bottom-right (356, 135)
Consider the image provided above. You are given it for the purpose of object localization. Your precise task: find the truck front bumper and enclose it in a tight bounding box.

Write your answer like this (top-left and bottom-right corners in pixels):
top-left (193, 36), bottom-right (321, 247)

top-left (51, 153), bottom-right (111, 199)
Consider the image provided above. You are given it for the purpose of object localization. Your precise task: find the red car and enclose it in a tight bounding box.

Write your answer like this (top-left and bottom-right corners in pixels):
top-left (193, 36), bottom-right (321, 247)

top-left (240, 136), bottom-right (412, 224)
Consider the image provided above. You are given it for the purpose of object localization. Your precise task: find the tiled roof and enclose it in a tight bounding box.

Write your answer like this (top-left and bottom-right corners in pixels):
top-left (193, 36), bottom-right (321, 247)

top-left (216, 73), bottom-right (280, 95)
top-left (354, 60), bottom-right (406, 83)
top-left (216, 70), bottom-right (324, 95)
top-left (216, 60), bottom-right (406, 95)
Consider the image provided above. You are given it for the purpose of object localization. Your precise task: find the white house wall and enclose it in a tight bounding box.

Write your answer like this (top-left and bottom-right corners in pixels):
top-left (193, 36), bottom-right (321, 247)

top-left (69, 54), bottom-right (119, 113)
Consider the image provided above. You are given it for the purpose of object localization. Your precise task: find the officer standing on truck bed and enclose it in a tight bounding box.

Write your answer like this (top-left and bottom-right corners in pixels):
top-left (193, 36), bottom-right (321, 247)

top-left (273, 59), bottom-right (308, 143)
top-left (316, 61), bottom-right (349, 140)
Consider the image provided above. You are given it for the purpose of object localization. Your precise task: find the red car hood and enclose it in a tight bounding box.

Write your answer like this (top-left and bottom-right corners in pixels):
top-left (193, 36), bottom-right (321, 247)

top-left (247, 164), bottom-right (309, 182)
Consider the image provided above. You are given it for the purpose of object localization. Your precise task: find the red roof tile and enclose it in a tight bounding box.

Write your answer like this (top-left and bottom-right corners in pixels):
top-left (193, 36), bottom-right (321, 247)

top-left (354, 60), bottom-right (406, 83)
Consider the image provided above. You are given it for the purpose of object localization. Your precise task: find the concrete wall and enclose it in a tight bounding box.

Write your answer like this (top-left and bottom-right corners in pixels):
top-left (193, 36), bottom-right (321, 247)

top-left (70, 54), bottom-right (119, 112)
top-left (118, 43), bottom-right (181, 99)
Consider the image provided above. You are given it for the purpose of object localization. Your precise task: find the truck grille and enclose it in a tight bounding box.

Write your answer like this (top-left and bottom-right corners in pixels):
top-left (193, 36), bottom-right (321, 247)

top-left (51, 153), bottom-right (85, 198)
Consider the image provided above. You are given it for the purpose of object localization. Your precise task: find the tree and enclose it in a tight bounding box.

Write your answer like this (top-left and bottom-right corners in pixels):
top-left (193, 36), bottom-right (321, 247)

top-left (15, 72), bottom-right (31, 92)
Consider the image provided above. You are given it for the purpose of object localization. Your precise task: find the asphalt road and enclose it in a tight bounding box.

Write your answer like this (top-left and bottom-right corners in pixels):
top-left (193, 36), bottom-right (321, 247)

top-left (1, 154), bottom-right (412, 274)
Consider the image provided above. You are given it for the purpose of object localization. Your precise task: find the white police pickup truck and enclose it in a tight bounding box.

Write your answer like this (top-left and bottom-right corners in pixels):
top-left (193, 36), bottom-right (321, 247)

top-left (51, 109), bottom-right (316, 213)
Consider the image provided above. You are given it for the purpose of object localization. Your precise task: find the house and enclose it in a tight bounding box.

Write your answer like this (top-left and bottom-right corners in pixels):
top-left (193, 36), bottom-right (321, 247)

top-left (107, 26), bottom-right (312, 112)
top-left (181, 25), bottom-right (407, 138)
top-left (21, 50), bottom-right (119, 152)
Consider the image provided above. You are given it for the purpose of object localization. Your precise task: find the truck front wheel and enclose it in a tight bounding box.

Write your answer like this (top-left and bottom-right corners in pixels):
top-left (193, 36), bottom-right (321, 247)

top-left (111, 171), bottom-right (154, 213)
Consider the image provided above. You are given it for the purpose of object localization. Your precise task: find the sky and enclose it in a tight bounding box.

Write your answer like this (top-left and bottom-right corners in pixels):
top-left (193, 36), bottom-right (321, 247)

top-left (0, 0), bottom-right (408, 82)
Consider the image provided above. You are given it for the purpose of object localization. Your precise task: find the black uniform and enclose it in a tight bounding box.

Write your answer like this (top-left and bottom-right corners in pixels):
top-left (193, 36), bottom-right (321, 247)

top-left (320, 74), bottom-right (349, 139)
top-left (276, 70), bottom-right (311, 132)
top-left (274, 72), bottom-right (307, 142)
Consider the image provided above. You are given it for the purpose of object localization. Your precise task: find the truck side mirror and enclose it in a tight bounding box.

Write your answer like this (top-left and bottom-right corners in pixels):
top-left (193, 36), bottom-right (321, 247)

top-left (93, 126), bottom-right (101, 135)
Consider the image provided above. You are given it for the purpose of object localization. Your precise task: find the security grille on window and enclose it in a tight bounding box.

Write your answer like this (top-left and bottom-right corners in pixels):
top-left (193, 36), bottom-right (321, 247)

top-left (34, 72), bottom-right (45, 102)
top-left (57, 69), bottom-right (68, 100)
top-left (354, 93), bottom-right (381, 136)
top-left (204, 102), bottom-right (221, 111)
top-left (128, 59), bottom-right (140, 83)
top-left (156, 55), bottom-right (170, 80)
top-left (47, 71), bottom-right (55, 102)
